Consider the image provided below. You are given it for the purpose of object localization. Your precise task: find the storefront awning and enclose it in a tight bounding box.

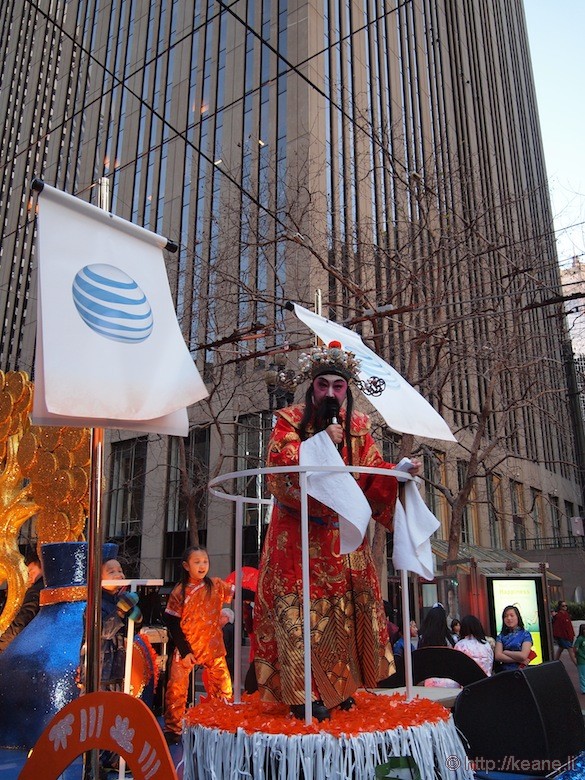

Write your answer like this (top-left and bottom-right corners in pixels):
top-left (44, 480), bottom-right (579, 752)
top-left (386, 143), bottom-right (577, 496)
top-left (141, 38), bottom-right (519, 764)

top-left (430, 540), bottom-right (561, 581)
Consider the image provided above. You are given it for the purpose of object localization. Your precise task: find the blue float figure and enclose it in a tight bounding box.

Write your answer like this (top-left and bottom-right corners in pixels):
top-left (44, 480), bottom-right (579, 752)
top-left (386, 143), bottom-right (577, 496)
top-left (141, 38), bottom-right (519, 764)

top-left (0, 541), bottom-right (117, 750)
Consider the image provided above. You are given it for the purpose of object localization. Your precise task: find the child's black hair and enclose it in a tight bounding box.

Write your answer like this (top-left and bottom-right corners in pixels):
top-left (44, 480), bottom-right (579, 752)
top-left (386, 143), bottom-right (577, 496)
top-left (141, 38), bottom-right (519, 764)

top-left (459, 614), bottom-right (487, 643)
top-left (180, 545), bottom-right (213, 601)
top-left (23, 548), bottom-right (41, 567)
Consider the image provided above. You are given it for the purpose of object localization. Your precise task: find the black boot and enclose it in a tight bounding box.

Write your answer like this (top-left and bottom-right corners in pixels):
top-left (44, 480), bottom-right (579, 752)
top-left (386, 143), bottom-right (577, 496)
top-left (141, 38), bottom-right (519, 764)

top-left (290, 700), bottom-right (331, 722)
top-left (163, 731), bottom-right (181, 745)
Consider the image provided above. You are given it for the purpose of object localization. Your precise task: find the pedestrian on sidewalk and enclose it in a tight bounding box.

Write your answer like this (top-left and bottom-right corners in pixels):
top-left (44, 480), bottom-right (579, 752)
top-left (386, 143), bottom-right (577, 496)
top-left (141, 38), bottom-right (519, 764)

top-left (552, 600), bottom-right (576, 665)
top-left (574, 623), bottom-right (585, 694)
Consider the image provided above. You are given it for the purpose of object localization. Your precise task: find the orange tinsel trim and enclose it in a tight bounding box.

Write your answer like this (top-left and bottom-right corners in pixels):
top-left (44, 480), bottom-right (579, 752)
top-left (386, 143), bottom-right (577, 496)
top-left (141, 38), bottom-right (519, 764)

top-left (185, 690), bottom-right (449, 738)
top-left (130, 634), bottom-right (160, 697)
top-left (39, 586), bottom-right (87, 605)
top-left (136, 633), bottom-right (160, 690)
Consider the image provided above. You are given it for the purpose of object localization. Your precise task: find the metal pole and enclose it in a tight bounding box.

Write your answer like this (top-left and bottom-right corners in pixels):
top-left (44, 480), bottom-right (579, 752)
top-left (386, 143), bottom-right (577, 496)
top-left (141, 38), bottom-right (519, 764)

top-left (314, 289), bottom-right (322, 346)
top-left (85, 427), bottom-right (105, 695)
top-left (299, 471), bottom-right (312, 725)
top-left (118, 580), bottom-right (136, 780)
top-left (401, 568), bottom-right (413, 701)
top-left (398, 482), bottom-right (413, 701)
top-left (233, 498), bottom-right (244, 703)
top-left (83, 177), bottom-right (109, 779)
top-left (84, 427), bottom-right (105, 779)
top-left (314, 288), bottom-right (322, 316)
top-left (469, 557), bottom-right (479, 617)
top-left (540, 562), bottom-right (554, 660)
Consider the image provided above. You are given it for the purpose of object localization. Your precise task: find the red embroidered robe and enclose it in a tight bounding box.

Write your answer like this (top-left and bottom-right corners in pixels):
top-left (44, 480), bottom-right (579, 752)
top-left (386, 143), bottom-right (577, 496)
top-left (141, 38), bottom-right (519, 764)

top-left (254, 404), bottom-right (398, 709)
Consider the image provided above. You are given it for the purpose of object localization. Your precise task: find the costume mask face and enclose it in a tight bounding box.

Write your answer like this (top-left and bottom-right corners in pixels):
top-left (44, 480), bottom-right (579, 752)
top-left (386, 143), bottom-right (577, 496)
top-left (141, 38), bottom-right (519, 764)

top-left (312, 374), bottom-right (348, 407)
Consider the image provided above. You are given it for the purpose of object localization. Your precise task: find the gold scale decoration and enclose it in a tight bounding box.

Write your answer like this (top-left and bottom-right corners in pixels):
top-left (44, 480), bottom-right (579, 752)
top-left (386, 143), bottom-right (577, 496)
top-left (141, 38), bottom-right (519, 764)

top-left (0, 370), bottom-right (90, 633)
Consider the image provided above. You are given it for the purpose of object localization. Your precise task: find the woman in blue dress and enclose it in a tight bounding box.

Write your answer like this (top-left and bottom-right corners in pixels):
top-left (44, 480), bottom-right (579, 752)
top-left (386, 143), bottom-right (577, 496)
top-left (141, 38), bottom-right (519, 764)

top-left (494, 605), bottom-right (532, 671)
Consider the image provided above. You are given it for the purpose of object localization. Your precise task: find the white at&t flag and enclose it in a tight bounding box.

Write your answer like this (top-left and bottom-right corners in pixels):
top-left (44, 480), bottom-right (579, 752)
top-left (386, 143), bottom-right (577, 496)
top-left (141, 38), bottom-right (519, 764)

top-left (291, 303), bottom-right (456, 442)
top-left (32, 183), bottom-right (208, 435)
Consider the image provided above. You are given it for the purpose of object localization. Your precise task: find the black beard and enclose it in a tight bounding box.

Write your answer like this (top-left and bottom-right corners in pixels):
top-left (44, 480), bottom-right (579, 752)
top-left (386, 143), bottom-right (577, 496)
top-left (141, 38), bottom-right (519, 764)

top-left (314, 396), bottom-right (340, 432)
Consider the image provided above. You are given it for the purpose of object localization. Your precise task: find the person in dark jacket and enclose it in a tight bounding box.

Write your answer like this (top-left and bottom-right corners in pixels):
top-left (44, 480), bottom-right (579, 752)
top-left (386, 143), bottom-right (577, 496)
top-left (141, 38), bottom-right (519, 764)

top-left (78, 556), bottom-right (142, 776)
top-left (78, 557), bottom-right (142, 690)
top-left (221, 607), bottom-right (235, 680)
top-left (552, 600), bottom-right (576, 664)
top-left (0, 551), bottom-right (44, 653)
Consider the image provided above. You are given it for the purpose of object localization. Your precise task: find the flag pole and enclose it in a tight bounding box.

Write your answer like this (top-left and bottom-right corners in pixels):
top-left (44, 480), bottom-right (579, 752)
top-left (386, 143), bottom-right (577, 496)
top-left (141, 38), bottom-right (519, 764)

top-left (85, 426), bottom-right (105, 693)
top-left (30, 176), bottom-right (184, 778)
top-left (84, 178), bottom-right (111, 696)
top-left (79, 177), bottom-right (179, 700)
top-left (31, 175), bottom-right (104, 777)
top-left (82, 179), bottom-right (110, 779)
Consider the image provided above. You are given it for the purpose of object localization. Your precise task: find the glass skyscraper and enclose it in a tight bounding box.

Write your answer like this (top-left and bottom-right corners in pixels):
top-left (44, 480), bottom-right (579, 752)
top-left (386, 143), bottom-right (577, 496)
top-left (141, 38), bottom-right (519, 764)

top-left (0, 1), bottom-right (581, 582)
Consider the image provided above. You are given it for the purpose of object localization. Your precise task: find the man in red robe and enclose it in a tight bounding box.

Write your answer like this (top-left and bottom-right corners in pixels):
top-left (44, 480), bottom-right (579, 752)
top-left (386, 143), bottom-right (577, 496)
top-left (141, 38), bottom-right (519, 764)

top-left (254, 341), bottom-right (420, 720)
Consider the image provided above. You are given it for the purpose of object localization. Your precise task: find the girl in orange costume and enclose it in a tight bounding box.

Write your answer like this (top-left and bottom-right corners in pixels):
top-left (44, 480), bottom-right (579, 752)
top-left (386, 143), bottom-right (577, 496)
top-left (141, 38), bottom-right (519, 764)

top-left (163, 545), bottom-right (234, 743)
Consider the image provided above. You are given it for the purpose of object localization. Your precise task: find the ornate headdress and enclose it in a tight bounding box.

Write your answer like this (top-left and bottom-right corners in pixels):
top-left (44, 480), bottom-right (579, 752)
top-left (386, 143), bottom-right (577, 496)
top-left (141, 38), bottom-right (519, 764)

top-left (281, 341), bottom-right (385, 396)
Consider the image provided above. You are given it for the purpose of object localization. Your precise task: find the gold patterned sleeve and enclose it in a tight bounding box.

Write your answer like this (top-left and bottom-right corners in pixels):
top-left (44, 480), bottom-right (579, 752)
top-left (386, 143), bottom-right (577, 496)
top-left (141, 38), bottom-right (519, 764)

top-left (265, 415), bottom-right (303, 507)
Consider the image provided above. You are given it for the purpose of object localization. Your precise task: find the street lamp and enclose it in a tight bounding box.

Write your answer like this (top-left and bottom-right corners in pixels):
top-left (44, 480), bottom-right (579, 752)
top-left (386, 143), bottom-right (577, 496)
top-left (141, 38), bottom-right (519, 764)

top-left (265, 353), bottom-right (296, 411)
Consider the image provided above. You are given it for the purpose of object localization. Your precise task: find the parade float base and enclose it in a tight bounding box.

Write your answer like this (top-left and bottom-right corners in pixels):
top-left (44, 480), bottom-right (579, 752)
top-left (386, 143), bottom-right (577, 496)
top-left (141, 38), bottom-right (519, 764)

top-left (182, 690), bottom-right (473, 780)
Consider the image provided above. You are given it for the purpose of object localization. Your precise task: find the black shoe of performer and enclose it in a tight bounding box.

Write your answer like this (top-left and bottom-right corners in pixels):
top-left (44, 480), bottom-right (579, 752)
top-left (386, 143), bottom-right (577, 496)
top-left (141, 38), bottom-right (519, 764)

top-left (338, 696), bottom-right (355, 711)
top-left (290, 701), bottom-right (331, 722)
top-left (163, 731), bottom-right (181, 745)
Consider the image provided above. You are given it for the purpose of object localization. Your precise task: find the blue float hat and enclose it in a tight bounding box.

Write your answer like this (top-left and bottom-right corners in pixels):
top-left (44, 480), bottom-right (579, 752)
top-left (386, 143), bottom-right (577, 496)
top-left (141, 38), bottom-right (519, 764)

top-left (40, 542), bottom-right (119, 588)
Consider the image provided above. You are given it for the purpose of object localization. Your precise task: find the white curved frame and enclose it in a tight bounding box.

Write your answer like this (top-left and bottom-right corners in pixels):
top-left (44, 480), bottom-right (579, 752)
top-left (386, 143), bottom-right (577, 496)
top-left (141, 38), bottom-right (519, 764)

top-left (208, 464), bottom-right (416, 724)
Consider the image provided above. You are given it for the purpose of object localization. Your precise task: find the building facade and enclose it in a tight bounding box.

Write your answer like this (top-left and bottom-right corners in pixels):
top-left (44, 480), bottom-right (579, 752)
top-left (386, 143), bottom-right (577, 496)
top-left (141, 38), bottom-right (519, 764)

top-left (0, 0), bottom-right (583, 594)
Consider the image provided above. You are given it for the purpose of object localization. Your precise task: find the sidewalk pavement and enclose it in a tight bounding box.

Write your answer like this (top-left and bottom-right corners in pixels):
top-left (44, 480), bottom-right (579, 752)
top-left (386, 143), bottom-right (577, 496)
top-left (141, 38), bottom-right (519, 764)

top-left (558, 650), bottom-right (585, 707)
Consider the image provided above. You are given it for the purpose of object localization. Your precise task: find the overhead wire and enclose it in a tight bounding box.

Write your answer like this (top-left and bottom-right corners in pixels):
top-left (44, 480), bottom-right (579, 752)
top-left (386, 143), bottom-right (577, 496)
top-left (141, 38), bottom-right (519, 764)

top-left (12, 0), bottom-right (295, 240)
top-left (6, 0), bottom-right (414, 245)
top-left (5, 0), bottom-right (581, 280)
top-left (1, 0), bottom-right (581, 317)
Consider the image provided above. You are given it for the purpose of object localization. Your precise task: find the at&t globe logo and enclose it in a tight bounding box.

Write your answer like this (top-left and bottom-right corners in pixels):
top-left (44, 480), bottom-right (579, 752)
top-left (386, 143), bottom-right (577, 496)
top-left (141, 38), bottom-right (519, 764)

top-left (72, 264), bottom-right (153, 343)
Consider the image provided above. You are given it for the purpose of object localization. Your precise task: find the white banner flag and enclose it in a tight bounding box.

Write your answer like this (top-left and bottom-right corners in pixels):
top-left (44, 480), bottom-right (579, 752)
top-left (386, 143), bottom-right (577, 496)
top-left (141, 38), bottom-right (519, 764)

top-left (300, 432), bottom-right (372, 554)
top-left (392, 480), bottom-right (440, 579)
top-left (291, 303), bottom-right (456, 442)
top-left (32, 183), bottom-right (208, 435)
